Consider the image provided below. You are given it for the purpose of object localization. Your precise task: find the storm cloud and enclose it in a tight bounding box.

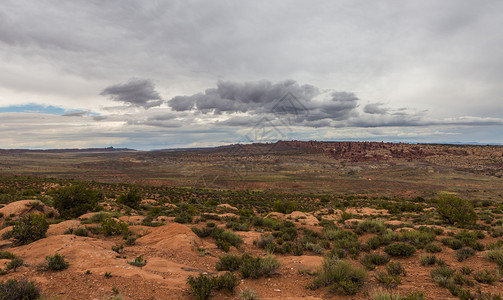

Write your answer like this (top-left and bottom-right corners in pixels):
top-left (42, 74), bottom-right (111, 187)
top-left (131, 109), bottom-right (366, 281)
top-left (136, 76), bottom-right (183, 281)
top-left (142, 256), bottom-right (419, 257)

top-left (100, 79), bottom-right (164, 109)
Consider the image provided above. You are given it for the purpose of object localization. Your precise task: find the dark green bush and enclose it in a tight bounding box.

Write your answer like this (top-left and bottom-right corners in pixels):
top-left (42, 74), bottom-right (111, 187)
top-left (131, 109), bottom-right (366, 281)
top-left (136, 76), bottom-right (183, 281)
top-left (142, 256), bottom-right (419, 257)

top-left (309, 258), bottom-right (367, 295)
top-left (187, 273), bottom-right (214, 300)
top-left (73, 227), bottom-right (89, 237)
top-left (360, 253), bottom-right (390, 270)
top-left (213, 272), bottom-right (239, 292)
top-left (419, 255), bottom-right (437, 266)
top-left (53, 184), bottom-right (101, 219)
top-left (7, 213), bottom-right (49, 245)
top-left (0, 279), bottom-right (40, 300)
top-left (366, 231), bottom-right (399, 250)
top-left (436, 195), bottom-right (477, 226)
top-left (440, 238), bottom-right (463, 250)
top-left (384, 243), bottom-right (416, 257)
top-left (0, 252), bottom-right (15, 260)
top-left (424, 243), bottom-right (442, 253)
top-left (116, 188), bottom-right (142, 209)
top-left (40, 253), bottom-right (69, 271)
top-left (216, 254), bottom-right (242, 271)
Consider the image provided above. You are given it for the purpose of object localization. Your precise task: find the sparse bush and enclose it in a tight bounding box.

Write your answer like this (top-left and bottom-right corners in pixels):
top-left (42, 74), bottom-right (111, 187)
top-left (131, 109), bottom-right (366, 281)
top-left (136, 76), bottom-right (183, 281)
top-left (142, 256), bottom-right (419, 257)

top-left (419, 255), bottom-right (437, 266)
top-left (386, 262), bottom-right (406, 276)
top-left (0, 279), bottom-right (40, 300)
top-left (455, 247), bottom-right (475, 262)
top-left (384, 243), bottom-right (416, 257)
top-left (5, 258), bottom-right (24, 272)
top-left (128, 256), bottom-right (147, 267)
top-left (430, 265), bottom-right (455, 287)
top-left (436, 195), bottom-right (477, 226)
top-left (239, 287), bottom-right (259, 300)
top-left (374, 270), bottom-right (401, 288)
top-left (473, 270), bottom-right (498, 284)
top-left (6, 213), bottom-right (49, 245)
top-left (484, 250), bottom-right (503, 269)
top-left (53, 184), bottom-right (101, 219)
top-left (116, 187), bottom-right (142, 209)
top-left (259, 254), bottom-right (280, 277)
top-left (272, 200), bottom-right (297, 214)
top-left (309, 258), bottom-right (367, 295)
top-left (191, 227), bottom-right (213, 238)
top-left (460, 266), bottom-right (473, 275)
top-left (371, 289), bottom-right (425, 300)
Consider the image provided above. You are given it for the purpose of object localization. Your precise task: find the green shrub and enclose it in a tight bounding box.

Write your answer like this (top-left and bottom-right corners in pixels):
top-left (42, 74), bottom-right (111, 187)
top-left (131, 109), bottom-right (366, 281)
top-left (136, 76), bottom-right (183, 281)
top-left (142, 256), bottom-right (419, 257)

top-left (309, 258), bottom-right (367, 295)
top-left (53, 184), bottom-right (101, 219)
top-left (366, 231), bottom-right (399, 250)
top-left (256, 234), bottom-right (275, 249)
top-left (419, 255), bottom-right (437, 266)
top-left (0, 252), bottom-right (16, 260)
top-left (187, 273), bottom-right (214, 300)
top-left (272, 200), bottom-right (297, 214)
top-left (331, 230), bottom-right (362, 257)
top-left (384, 243), bottom-right (416, 257)
top-left (430, 265), bottom-right (455, 287)
top-left (0, 279), bottom-right (40, 300)
top-left (455, 247), bottom-right (475, 262)
top-left (216, 254), bottom-right (242, 271)
top-left (213, 272), bottom-right (239, 292)
top-left (460, 266), bottom-right (473, 275)
top-left (484, 250), bottom-right (503, 269)
top-left (7, 213), bottom-right (49, 245)
top-left (424, 243), bottom-right (442, 253)
top-left (5, 258), bottom-right (24, 272)
top-left (128, 256), bottom-right (147, 267)
top-left (473, 270), bottom-right (498, 284)
top-left (191, 227), bottom-right (214, 238)
top-left (259, 254), bottom-right (280, 277)
top-left (440, 238), bottom-right (463, 250)
top-left (100, 215), bottom-right (130, 236)
top-left (212, 229), bottom-right (243, 249)
top-left (436, 195), bottom-right (477, 226)
top-left (355, 220), bottom-right (386, 235)
top-left (116, 188), bottom-right (142, 209)
top-left (239, 255), bottom-right (262, 279)
top-left (400, 230), bottom-right (436, 249)
top-left (239, 253), bottom-right (280, 279)
top-left (374, 270), bottom-right (401, 288)
top-left (73, 227), bottom-right (89, 237)
top-left (386, 262), bottom-right (406, 276)
top-left (40, 253), bottom-right (69, 271)
top-left (361, 253), bottom-right (390, 270)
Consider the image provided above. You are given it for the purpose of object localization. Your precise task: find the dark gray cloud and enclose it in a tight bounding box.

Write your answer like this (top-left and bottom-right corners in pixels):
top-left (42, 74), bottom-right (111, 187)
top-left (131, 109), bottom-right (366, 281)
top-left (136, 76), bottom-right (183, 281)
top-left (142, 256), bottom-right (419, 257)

top-left (168, 80), bottom-right (319, 114)
top-left (168, 80), bottom-right (357, 124)
top-left (100, 79), bottom-right (163, 109)
top-left (62, 111), bottom-right (89, 117)
top-left (364, 103), bottom-right (388, 115)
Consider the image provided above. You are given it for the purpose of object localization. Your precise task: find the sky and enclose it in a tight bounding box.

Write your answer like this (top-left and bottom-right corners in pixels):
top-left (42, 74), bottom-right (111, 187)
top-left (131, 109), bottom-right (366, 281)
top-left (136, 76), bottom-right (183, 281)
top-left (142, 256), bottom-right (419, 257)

top-left (1, 0), bottom-right (502, 149)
